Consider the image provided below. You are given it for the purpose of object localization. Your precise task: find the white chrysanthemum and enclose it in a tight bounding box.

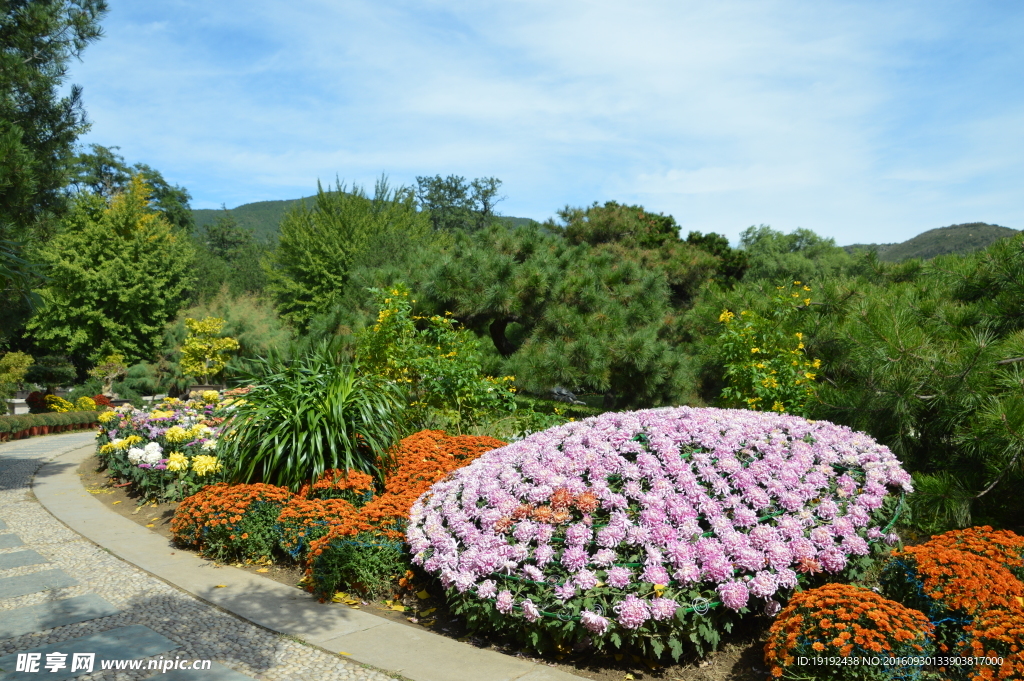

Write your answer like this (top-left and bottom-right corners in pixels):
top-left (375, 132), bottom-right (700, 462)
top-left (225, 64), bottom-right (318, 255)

top-left (201, 439), bottom-right (217, 451)
top-left (142, 441), bottom-right (163, 465)
top-left (127, 447), bottom-right (145, 464)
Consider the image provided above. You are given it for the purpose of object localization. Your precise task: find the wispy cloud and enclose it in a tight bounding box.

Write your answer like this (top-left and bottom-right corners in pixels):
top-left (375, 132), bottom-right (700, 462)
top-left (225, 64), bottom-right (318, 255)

top-left (68, 0), bottom-right (1024, 243)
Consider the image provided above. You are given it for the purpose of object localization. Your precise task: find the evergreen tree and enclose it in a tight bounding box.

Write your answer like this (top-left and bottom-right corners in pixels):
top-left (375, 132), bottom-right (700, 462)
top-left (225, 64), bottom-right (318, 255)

top-left (264, 177), bottom-right (432, 329)
top-left (26, 175), bottom-right (195, 364)
top-left (415, 174), bottom-right (504, 232)
top-left (0, 0), bottom-right (108, 236)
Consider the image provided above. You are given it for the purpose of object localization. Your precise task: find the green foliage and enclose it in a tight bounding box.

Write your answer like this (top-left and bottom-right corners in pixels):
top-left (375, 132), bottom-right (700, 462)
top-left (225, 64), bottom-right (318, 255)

top-left (355, 284), bottom-right (516, 431)
top-left (179, 316), bottom-right (239, 384)
top-left (685, 231), bottom-right (749, 286)
top-left (0, 0), bottom-right (108, 234)
top-left (265, 178), bottom-right (431, 329)
top-left (24, 354), bottom-right (75, 389)
top-left (0, 351), bottom-right (33, 399)
top-left (67, 144), bottom-right (194, 232)
top-left (188, 210), bottom-right (269, 299)
top-left (27, 176), bottom-right (195, 364)
top-left (558, 200), bottom-right (681, 249)
top-left (414, 175), bottom-right (504, 232)
top-left (716, 281), bottom-right (821, 416)
top-left (307, 533), bottom-right (409, 600)
top-left (426, 222), bottom-right (712, 406)
top-left (221, 341), bottom-right (405, 491)
top-left (740, 224), bottom-right (866, 284)
top-left (87, 352), bottom-right (126, 396)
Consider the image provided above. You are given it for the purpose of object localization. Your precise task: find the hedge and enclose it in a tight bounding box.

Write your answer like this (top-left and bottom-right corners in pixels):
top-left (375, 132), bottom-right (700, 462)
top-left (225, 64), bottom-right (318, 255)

top-left (0, 411), bottom-right (102, 437)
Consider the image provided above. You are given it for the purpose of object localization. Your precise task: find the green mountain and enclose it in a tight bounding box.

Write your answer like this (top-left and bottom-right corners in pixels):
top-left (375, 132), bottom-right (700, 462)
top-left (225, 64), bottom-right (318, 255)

top-left (192, 196), bottom-right (538, 242)
top-left (843, 222), bottom-right (1017, 262)
top-left (192, 196), bottom-right (318, 242)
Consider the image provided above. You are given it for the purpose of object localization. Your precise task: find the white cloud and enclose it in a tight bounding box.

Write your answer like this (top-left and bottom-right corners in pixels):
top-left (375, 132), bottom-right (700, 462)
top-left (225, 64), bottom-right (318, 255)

top-left (66, 0), bottom-right (1024, 243)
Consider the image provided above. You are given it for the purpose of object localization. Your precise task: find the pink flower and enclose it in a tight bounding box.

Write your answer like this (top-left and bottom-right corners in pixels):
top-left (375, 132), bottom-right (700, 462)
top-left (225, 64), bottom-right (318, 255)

top-left (605, 566), bottom-right (633, 588)
top-left (495, 590), bottom-right (514, 613)
top-left (613, 595), bottom-right (650, 629)
top-left (581, 610), bottom-right (610, 635)
top-left (717, 580), bottom-right (749, 610)
top-left (520, 599), bottom-right (540, 622)
top-left (649, 597), bottom-right (679, 621)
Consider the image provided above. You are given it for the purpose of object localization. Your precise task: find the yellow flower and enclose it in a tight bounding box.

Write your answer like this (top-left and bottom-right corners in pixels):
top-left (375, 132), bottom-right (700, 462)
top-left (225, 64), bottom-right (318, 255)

top-left (751, 348), bottom-right (760, 353)
top-left (772, 401), bottom-right (785, 412)
top-left (191, 455), bottom-right (222, 477)
top-left (804, 298), bottom-right (811, 305)
top-left (201, 390), bottom-right (219, 404)
top-left (803, 285), bottom-right (811, 291)
top-left (117, 435), bottom-right (143, 449)
top-left (718, 309), bottom-right (735, 323)
top-left (793, 281), bottom-right (802, 286)
top-left (805, 372), bottom-right (816, 380)
top-left (813, 359), bottom-right (822, 368)
top-left (798, 342), bottom-right (805, 349)
top-left (164, 426), bottom-right (190, 443)
top-left (795, 332), bottom-right (803, 340)
top-left (99, 443), bottom-right (115, 454)
top-left (166, 451), bottom-right (189, 472)
top-left (98, 411), bottom-right (118, 424)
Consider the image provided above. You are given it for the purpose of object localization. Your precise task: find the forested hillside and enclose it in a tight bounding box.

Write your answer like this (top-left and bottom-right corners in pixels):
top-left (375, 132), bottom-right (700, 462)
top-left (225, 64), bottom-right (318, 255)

top-left (844, 222), bottom-right (1017, 261)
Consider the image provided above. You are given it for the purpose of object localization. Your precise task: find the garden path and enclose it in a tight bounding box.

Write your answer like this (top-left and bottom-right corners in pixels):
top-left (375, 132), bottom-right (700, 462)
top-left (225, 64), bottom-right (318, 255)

top-left (0, 433), bottom-right (396, 681)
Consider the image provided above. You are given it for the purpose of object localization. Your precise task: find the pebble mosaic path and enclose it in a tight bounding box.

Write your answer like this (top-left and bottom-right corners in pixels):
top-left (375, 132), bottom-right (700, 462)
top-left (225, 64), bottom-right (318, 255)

top-left (0, 433), bottom-right (399, 681)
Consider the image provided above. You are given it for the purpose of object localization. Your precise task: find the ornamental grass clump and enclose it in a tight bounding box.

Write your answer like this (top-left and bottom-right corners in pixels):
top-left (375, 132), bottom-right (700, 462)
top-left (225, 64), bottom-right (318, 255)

top-left (170, 482), bottom-right (293, 562)
top-left (763, 583), bottom-right (934, 681)
top-left (407, 407), bottom-right (913, 660)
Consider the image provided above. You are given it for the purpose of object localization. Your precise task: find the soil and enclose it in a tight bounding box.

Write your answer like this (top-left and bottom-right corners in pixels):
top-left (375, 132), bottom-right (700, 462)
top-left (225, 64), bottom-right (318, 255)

top-left (76, 455), bottom-right (771, 681)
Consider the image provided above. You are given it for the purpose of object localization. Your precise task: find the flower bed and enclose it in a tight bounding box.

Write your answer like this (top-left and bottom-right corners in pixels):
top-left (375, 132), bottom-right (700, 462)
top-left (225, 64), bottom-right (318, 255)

top-left (406, 407), bottom-right (913, 660)
top-left (169, 430), bottom-right (507, 598)
top-left (95, 393), bottom-right (238, 501)
top-left (764, 583), bottom-right (934, 680)
top-left (921, 525), bottom-right (1024, 581)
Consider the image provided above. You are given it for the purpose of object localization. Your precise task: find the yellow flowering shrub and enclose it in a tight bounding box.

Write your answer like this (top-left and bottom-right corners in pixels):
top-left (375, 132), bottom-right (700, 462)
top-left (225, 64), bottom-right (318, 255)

top-left (74, 396), bottom-right (97, 411)
top-left (44, 394), bottom-right (74, 412)
top-left (98, 411), bottom-right (119, 424)
top-left (717, 281), bottom-right (822, 417)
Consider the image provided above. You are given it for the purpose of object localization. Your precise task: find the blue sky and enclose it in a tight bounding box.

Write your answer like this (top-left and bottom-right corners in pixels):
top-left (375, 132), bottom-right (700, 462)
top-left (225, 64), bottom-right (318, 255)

top-left (67, 0), bottom-right (1024, 245)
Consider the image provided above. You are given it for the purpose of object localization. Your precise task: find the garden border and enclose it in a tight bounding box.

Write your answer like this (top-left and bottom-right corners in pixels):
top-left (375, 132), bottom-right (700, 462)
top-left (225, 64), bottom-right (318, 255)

top-left (31, 440), bottom-right (584, 681)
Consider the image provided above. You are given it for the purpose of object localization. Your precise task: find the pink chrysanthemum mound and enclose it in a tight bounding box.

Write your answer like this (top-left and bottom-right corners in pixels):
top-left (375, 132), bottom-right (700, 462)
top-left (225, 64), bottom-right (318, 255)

top-left (407, 407), bottom-right (912, 659)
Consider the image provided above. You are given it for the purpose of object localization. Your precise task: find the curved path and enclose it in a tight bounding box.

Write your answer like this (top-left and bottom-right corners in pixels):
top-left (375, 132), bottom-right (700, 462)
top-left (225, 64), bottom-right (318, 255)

top-left (0, 433), bottom-right (580, 681)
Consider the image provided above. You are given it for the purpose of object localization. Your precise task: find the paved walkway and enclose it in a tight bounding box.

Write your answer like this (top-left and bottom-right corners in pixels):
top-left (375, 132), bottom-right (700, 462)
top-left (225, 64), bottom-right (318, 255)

top-left (0, 434), bottom-right (581, 681)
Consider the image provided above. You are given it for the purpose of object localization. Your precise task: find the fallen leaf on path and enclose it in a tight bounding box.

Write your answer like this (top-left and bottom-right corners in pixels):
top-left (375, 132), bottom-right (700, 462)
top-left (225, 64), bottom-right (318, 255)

top-left (214, 584), bottom-right (227, 588)
top-left (416, 589), bottom-right (430, 599)
top-left (112, 501), bottom-right (122, 505)
top-left (256, 568), bottom-right (269, 573)
top-left (145, 523), bottom-right (155, 527)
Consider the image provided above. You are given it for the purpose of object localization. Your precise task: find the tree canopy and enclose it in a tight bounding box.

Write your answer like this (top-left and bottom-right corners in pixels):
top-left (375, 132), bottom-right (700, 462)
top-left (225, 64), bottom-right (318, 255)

top-left (0, 0), bottom-right (108, 236)
top-left (26, 175), bottom-right (195, 365)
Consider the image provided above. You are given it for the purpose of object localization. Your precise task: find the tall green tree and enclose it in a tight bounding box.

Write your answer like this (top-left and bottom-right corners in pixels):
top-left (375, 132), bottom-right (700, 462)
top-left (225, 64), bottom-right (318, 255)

top-left (27, 175), bottom-right (195, 364)
top-left (738, 224), bottom-right (864, 283)
top-left (265, 177), bottom-right (432, 330)
top-left (0, 0), bottom-right (108, 237)
top-left (415, 174), bottom-right (504, 232)
top-left (67, 144), bottom-right (194, 232)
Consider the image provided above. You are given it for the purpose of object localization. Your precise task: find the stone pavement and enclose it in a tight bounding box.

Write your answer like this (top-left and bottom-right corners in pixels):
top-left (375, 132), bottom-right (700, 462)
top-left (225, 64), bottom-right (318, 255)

top-left (1, 433), bottom-right (584, 681)
top-left (0, 434), bottom-right (396, 681)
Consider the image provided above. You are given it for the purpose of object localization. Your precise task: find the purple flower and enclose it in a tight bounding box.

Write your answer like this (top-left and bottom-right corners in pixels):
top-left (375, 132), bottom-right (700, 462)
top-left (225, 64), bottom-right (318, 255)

top-left (641, 564), bottom-right (670, 585)
top-left (574, 569), bottom-right (599, 590)
top-left (613, 595), bottom-right (650, 629)
top-left (748, 571), bottom-right (778, 598)
top-left (554, 582), bottom-right (577, 600)
top-left (560, 546), bottom-right (588, 571)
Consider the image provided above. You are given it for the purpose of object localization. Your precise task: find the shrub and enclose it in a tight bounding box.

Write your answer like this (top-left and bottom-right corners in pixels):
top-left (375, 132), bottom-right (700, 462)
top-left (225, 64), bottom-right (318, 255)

top-left (304, 430), bottom-right (506, 600)
top-left (0, 351), bottom-right (33, 400)
top-left (922, 526), bottom-right (1024, 582)
top-left (355, 284), bottom-right (516, 430)
top-left (170, 482), bottom-right (293, 563)
top-left (763, 583), bottom-right (934, 680)
top-left (407, 407), bottom-right (913, 660)
top-left (716, 280), bottom-right (821, 416)
top-left (882, 545), bottom-right (1024, 621)
top-left (26, 391), bottom-right (47, 413)
top-left (959, 608), bottom-right (1024, 680)
top-left (44, 394), bottom-right (74, 412)
top-left (881, 544), bottom-right (1024, 657)
top-left (277, 496), bottom-right (361, 562)
top-left (179, 316), bottom-right (239, 384)
top-left (75, 396), bottom-right (97, 411)
top-left (221, 341), bottom-right (405, 491)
